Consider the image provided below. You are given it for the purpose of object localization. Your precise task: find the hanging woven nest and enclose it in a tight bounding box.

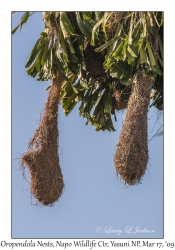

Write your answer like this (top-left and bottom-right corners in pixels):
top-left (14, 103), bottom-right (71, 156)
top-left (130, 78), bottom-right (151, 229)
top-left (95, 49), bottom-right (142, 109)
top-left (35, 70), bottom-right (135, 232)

top-left (21, 72), bottom-right (64, 206)
top-left (106, 12), bottom-right (123, 38)
top-left (114, 70), bottom-right (154, 185)
top-left (83, 39), bottom-right (106, 78)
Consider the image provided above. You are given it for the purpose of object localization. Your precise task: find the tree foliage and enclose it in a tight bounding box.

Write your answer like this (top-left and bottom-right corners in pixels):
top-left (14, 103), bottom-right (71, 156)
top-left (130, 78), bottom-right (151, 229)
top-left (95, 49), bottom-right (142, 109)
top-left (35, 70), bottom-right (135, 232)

top-left (12, 12), bottom-right (163, 132)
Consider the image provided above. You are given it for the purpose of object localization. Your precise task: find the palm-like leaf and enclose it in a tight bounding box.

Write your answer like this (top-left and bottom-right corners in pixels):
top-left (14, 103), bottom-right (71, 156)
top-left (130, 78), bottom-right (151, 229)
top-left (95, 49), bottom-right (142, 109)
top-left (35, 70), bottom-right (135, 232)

top-left (12, 11), bottom-right (163, 131)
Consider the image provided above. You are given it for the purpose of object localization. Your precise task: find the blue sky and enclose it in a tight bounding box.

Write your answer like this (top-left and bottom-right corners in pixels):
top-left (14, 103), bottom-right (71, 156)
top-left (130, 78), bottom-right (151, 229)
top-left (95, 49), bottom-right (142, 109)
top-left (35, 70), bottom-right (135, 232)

top-left (12, 12), bottom-right (163, 239)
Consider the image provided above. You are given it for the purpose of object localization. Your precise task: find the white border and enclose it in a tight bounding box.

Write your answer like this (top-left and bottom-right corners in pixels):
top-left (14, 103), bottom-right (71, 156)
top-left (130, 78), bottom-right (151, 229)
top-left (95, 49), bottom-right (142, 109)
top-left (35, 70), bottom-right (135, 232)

top-left (0, 0), bottom-right (174, 247)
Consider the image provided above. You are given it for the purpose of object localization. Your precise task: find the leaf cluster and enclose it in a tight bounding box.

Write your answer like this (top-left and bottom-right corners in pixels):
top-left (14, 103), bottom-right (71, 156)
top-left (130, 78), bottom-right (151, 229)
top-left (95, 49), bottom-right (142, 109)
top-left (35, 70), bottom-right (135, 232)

top-left (12, 12), bottom-right (163, 131)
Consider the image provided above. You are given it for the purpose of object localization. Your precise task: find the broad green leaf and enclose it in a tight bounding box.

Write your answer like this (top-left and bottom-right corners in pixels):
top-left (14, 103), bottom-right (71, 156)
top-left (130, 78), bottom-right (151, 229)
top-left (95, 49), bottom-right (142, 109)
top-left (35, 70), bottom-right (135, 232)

top-left (122, 38), bottom-right (128, 60)
top-left (62, 99), bottom-right (72, 111)
top-left (72, 82), bottom-right (81, 94)
top-left (91, 17), bottom-right (103, 46)
top-left (41, 40), bottom-right (49, 65)
top-left (25, 38), bottom-right (42, 68)
top-left (35, 59), bottom-right (41, 72)
top-left (104, 83), bottom-right (113, 114)
top-left (92, 104), bottom-right (102, 121)
top-left (120, 65), bottom-right (133, 85)
top-left (59, 29), bottom-right (68, 62)
top-left (91, 12), bottom-right (110, 46)
top-left (112, 41), bottom-right (124, 58)
top-left (65, 74), bottom-right (77, 92)
top-left (83, 100), bottom-right (94, 114)
top-left (55, 12), bottom-right (60, 18)
top-left (82, 12), bottom-right (92, 20)
top-left (20, 12), bottom-right (30, 30)
top-left (60, 18), bottom-right (69, 38)
top-left (68, 91), bottom-right (77, 103)
top-left (66, 37), bottom-right (76, 54)
top-left (157, 54), bottom-right (163, 67)
top-left (147, 39), bottom-right (156, 67)
top-left (60, 12), bottom-right (74, 34)
top-left (65, 101), bottom-right (77, 116)
top-left (159, 12), bottom-right (164, 27)
top-left (115, 61), bottom-right (128, 78)
top-left (98, 114), bottom-right (106, 127)
top-left (127, 45), bottom-right (137, 58)
top-left (83, 20), bottom-right (93, 37)
top-left (95, 35), bottom-right (120, 53)
top-left (75, 12), bottom-right (91, 39)
top-left (80, 78), bottom-right (89, 89)
top-left (139, 47), bottom-right (147, 64)
top-left (155, 60), bottom-right (163, 76)
top-left (26, 64), bottom-right (35, 75)
top-left (40, 32), bottom-right (47, 37)
top-left (158, 33), bottom-right (163, 59)
top-left (53, 50), bottom-right (64, 71)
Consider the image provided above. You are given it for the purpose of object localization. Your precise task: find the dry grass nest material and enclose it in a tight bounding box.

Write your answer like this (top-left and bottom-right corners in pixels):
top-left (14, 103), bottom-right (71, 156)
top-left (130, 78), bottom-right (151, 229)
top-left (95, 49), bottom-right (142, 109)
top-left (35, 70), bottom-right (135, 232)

top-left (83, 40), bottom-right (105, 78)
top-left (21, 72), bottom-right (64, 206)
top-left (114, 70), bottom-right (154, 185)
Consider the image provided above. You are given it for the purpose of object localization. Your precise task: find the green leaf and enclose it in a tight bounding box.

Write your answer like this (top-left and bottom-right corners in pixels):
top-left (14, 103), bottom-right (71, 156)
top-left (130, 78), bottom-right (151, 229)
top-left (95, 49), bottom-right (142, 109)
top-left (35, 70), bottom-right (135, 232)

top-left (20, 12), bottom-right (30, 29)
top-left (65, 74), bottom-right (77, 92)
top-left (91, 13), bottom-right (110, 46)
top-left (12, 25), bottom-right (20, 35)
top-left (75, 12), bottom-right (91, 39)
top-left (25, 38), bottom-right (42, 68)
top-left (60, 18), bottom-right (69, 38)
top-left (26, 64), bottom-right (38, 77)
top-left (122, 38), bottom-right (128, 60)
top-left (65, 101), bottom-right (77, 116)
top-left (72, 81), bottom-right (81, 94)
top-left (92, 100), bottom-right (103, 120)
top-left (139, 46), bottom-right (147, 64)
top-left (110, 61), bottom-right (128, 79)
top-left (53, 49), bottom-right (64, 71)
top-left (157, 54), bottom-right (163, 67)
top-left (41, 40), bottom-right (49, 65)
top-left (112, 41), bottom-right (124, 58)
top-left (127, 45), bottom-right (137, 58)
top-left (82, 12), bottom-right (92, 20)
top-left (158, 33), bottom-right (163, 60)
top-left (40, 32), bottom-right (48, 37)
top-left (66, 37), bottom-right (76, 54)
top-left (147, 39), bottom-right (156, 67)
top-left (104, 83), bottom-right (113, 114)
top-left (12, 12), bottom-right (31, 34)
top-left (68, 92), bottom-right (78, 102)
top-left (80, 78), bottom-right (89, 89)
top-left (60, 12), bottom-right (75, 34)
top-left (83, 100), bottom-right (94, 114)
top-left (120, 65), bottom-right (133, 85)
top-left (59, 30), bottom-right (68, 61)
top-left (155, 60), bottom-right (163, 76)
top-left (98, 114), bottom-right (106, 127)
top-left (95, 36), bottom-right (120, 53)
